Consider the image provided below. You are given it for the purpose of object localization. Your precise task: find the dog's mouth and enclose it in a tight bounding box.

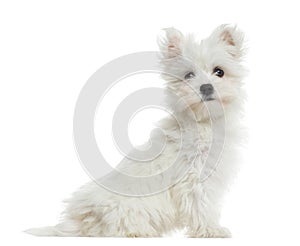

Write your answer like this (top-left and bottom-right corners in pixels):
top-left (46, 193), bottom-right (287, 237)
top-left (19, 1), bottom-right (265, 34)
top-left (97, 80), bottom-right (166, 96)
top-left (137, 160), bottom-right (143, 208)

top-left (201, 96), bottom-right (215, 102)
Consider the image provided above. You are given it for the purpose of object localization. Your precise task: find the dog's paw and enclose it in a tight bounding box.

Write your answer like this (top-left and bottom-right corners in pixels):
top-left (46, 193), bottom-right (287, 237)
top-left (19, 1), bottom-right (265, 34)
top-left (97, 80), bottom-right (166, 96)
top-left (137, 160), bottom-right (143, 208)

top-left (186, 226), bottom-right (231, 238)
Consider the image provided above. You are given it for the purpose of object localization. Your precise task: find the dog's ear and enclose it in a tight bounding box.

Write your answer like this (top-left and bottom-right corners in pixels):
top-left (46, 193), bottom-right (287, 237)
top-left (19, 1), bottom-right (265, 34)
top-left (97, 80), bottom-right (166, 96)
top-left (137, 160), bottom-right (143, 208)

top-left (158, 27), bottom-right (184, 58)
top-left (208, 24), bottom-right (245, 58)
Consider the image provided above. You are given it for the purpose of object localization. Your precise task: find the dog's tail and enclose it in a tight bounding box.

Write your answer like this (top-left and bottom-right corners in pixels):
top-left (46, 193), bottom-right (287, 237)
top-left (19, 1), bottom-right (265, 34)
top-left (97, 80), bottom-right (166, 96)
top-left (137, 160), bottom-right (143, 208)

top-left (25, 223), bottom-right (79, 237)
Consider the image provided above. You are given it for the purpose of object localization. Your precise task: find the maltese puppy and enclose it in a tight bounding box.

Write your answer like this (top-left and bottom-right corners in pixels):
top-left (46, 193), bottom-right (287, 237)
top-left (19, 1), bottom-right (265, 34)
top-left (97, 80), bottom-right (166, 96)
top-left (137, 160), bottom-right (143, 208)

top-left (27, 24), bottom-right (246, 237)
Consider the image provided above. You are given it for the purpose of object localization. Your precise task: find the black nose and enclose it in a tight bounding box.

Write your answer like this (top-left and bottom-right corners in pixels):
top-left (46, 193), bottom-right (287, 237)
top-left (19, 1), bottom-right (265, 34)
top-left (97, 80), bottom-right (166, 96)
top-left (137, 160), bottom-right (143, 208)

top-left (200, 83), bottom-right (214, 96)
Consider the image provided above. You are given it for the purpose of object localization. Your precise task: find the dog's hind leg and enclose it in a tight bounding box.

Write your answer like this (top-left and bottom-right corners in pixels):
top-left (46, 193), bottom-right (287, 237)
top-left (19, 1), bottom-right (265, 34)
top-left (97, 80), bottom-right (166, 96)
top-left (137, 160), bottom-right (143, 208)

top-left (25, 221), bottom-right (80, 236)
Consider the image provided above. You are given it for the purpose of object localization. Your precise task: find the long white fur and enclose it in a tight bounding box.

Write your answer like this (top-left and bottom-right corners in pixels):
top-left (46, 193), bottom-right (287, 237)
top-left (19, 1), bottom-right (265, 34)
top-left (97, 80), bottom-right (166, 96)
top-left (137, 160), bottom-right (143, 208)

top-left (26, 24), bottom-right (246, 238)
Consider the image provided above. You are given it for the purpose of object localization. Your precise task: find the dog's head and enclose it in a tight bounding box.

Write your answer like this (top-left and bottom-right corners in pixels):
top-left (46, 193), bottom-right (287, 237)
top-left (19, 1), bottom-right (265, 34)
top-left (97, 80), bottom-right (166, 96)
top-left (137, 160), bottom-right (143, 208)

top-left (159, 24), bottom-right (246, 121)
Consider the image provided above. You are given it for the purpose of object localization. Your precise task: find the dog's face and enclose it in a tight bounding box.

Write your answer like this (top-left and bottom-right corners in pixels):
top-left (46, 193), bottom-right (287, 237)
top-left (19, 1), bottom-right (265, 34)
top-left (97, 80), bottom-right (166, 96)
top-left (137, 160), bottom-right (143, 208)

top-left (159, 25), bottom-right (246, 121)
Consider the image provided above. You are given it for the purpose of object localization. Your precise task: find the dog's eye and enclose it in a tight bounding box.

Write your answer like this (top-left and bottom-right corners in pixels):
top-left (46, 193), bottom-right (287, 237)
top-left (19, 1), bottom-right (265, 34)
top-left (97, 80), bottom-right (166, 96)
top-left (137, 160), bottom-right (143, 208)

top-left (184, 72), bottom-right (195, 80)
top-left (213, 67), bottom-right (224, 78)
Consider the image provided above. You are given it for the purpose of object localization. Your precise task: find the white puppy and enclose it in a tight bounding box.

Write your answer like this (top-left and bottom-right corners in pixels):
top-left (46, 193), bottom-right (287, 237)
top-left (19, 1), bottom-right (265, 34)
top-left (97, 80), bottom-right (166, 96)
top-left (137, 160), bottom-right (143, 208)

top-left (27, 24), bottom-right (246, 237)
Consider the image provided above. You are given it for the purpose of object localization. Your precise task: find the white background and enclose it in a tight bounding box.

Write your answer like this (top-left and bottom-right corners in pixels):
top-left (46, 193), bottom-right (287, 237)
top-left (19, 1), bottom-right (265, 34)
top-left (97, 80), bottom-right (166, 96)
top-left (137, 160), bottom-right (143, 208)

top-left (1, 0), bottom-right (300, 245)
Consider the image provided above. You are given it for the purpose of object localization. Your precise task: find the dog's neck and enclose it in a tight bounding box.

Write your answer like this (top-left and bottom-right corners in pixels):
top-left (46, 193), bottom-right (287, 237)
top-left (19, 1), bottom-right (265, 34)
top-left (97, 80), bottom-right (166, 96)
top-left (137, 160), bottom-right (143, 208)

top-left (169, 98), bottom-right (243, 136)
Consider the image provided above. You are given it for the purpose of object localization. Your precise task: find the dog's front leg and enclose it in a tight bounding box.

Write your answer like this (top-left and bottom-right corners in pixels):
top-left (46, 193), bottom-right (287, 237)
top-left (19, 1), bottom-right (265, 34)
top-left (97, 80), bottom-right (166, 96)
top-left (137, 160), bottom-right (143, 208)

top-left (185, 183), bottom-right (231, 238)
